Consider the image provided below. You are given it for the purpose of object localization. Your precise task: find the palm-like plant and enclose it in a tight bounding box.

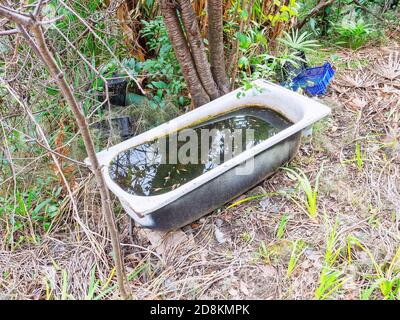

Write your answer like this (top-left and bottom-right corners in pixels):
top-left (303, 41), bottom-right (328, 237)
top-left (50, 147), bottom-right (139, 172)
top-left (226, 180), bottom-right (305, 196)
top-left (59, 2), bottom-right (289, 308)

top-left (282, 166), bottom-right (323, 221)
top-left (333, 18), bottom-right (372, 50)
top-left (277, 29), bottom-right (321, 53)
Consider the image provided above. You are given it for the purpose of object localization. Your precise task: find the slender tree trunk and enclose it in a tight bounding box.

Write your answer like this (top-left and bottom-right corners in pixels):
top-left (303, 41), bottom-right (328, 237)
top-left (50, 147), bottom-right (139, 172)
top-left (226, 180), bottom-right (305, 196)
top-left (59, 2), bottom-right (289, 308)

top-left (29, 22), bottom-right (131, 299)
top-left (160, 0), bottom-right (210, 108)
top-left (207, 0), bottom-right (230, 95)
top-left (178, 0), bottom-right (219, 100)
top-left (0, 4), bottom-right (131, 299)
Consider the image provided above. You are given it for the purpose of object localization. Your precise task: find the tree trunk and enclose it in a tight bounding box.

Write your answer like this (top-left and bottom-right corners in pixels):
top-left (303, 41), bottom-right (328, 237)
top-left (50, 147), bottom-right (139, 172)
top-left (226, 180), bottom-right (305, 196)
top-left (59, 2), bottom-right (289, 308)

top-left (160, 0), bottom-right (210, 108)
top-left (29, 23), bottom-right (131, 300)
top-left (178, 0), bottom-right (220, 100)
top-left (207, 0), bottom-right (230, 95)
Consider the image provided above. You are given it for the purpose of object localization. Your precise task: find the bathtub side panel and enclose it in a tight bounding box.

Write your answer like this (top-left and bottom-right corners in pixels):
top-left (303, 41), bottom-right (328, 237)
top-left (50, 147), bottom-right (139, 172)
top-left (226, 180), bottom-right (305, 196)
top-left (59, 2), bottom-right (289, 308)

top-left (141, 133), bottom-right (301, 231)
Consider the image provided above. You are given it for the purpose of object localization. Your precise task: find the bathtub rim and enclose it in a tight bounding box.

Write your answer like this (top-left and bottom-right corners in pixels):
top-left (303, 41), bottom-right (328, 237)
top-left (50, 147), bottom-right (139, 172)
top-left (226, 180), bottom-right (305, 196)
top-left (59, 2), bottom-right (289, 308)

top-left (86, 79), bottom-right (331, 216)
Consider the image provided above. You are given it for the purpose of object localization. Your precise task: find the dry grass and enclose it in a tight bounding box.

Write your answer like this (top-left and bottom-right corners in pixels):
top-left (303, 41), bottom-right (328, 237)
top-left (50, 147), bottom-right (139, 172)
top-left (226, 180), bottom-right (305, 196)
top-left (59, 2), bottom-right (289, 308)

top-left (1, 44), bottom-right (400, 300)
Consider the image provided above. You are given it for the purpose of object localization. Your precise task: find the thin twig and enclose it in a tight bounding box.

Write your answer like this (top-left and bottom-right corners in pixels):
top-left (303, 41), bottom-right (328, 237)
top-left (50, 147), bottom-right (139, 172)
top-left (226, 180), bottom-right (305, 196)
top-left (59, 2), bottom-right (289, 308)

top-left (294, 0), bottom-right (334, 30)
top-left (0, 5), bottom-right (33, 26)
top-left (0, 28), bottom-right (18, 35)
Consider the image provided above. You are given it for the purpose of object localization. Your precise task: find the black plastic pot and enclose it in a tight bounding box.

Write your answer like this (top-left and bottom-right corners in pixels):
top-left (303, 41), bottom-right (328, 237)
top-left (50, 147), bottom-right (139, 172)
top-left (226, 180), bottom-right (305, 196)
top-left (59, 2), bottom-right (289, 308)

top-left (104, 77), bottom-right (128, 106)
top-left (94, 117), bottom-right (136, 141)
top-left (282, 50), bottom-right (308, 82)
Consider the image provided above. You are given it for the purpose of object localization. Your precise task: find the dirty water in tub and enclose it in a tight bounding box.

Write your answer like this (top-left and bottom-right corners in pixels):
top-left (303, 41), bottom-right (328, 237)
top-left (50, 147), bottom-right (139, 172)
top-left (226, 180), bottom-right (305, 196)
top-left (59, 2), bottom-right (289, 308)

top-left (109, 107), bottom-right (292, 196)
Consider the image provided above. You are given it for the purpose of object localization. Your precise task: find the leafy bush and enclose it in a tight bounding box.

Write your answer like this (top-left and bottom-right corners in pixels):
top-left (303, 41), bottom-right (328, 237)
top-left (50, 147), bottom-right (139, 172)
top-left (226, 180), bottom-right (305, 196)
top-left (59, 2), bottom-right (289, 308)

top-left (297, 0), bottom-right (394, 47)
top-left (333, 18), bottom-right (373, 49)
top-left (140, 17), bottom-right (188, 107)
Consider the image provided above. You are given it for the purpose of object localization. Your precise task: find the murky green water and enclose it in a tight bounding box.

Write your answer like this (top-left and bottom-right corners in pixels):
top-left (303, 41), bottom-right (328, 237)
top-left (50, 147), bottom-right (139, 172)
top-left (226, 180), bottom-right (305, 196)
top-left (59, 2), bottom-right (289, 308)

top-left (109, 107), bottom-right (292, 196)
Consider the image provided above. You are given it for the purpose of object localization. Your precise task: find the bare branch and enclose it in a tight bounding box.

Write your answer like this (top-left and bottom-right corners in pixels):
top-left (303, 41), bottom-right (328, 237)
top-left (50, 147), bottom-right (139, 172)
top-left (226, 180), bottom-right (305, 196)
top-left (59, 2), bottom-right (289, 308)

top-left (33, 0), bottom-right (45, 17)
top-left (0, 113), bottom-right (17, 248)
top-left (294, 0), bottom-right (334, 30)
top-left (0, 28), bottom-right (18, 35)
top-left (39, 15), bottom-right (65, 25)
top-left (0, 4), bottom-right (34, 26)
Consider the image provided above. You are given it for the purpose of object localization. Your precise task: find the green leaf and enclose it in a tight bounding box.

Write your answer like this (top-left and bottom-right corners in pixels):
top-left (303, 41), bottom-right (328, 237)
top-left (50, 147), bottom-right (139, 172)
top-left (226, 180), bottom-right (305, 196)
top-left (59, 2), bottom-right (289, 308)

top-left (33, 199), bottom-right (52, 216)
top-left (152, 81), bottom-right (168, 89)
top-left (238, 56), bottom-right (249, 68)
top-left (46, 87), bottom-right (60, 96)
top-left (43, 222), bottom-right (51, 232)
top-left (236, 32), bottom-right (251, 49)
top-left (276, 213), bottom-right (289, 239)
top-left (240, 9), bottom-right (249, 20)
top-left (380, 279), bottom-right (393, 297)
top-left (178, 96), bottom-right (185, 106)
top-left (280, 5), bottom-right (289, 12)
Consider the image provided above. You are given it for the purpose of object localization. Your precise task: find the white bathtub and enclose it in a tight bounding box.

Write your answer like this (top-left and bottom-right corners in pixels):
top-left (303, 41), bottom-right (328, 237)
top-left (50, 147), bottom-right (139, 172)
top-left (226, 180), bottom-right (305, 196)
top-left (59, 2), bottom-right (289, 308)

top-left (87, 79), bottom-right (331, 230)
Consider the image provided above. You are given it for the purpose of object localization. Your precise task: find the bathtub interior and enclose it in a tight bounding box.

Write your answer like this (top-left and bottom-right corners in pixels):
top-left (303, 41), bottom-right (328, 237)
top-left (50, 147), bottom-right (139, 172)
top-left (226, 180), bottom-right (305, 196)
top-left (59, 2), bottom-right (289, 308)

top-left (88, 79), bottom-right (330, 216)
top-left (108, 107), bottom-right (294, 197)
